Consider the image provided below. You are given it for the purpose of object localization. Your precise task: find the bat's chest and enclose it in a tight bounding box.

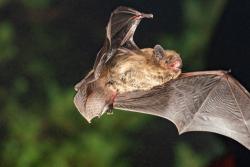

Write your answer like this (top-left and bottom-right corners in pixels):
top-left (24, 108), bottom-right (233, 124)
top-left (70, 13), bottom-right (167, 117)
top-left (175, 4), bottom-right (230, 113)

top-left (108, 56), bottom-right (179, 93)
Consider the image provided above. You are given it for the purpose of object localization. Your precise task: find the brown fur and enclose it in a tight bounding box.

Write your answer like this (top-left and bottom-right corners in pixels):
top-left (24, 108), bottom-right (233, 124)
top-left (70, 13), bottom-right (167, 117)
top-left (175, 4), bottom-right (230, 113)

top-left (106, 48), bottom-right (181, 93)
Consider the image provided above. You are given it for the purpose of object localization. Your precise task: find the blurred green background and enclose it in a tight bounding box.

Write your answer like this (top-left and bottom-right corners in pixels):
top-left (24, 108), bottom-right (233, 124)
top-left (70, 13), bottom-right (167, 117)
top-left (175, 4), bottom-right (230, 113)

top-left (1, 0), bottom-right (250, 167)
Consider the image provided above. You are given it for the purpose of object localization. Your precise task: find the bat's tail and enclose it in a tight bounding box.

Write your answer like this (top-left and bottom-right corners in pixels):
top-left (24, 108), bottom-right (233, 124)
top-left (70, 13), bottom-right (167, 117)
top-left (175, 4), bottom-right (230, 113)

top-left (74, 80), bottom-right (114, 123)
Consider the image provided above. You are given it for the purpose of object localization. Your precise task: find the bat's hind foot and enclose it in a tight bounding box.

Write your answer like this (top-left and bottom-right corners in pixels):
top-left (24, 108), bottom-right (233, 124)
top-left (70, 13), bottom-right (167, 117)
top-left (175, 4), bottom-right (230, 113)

top-left (106, 109), bottom-right (114, 115)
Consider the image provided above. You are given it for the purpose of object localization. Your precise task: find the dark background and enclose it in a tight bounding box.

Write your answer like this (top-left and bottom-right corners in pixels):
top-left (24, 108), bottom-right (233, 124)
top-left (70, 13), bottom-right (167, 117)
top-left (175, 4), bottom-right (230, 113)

top-left (0, 0), bottom-right (250, 166)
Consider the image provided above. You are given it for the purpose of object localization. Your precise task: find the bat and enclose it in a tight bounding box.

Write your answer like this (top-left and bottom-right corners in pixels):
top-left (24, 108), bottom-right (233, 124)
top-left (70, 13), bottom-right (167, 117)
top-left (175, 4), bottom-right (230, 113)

top-left (74, 6), bottom-right (250, 150)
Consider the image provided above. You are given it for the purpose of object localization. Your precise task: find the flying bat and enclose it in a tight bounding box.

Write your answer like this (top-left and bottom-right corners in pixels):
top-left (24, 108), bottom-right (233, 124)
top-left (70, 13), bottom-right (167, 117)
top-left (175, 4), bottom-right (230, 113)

top-left (74, 6), bottom-right (250, 150)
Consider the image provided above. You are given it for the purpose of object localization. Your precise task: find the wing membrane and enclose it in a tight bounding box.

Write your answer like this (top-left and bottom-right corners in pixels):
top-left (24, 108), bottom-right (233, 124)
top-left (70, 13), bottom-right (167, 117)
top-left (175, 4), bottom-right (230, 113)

top-left (114, 71), bottom-right (250, 149)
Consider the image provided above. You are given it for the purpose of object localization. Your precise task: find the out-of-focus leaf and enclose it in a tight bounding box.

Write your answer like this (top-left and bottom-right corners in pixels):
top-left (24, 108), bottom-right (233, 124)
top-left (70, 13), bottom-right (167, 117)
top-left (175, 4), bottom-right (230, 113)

top-left (21, 0), bottom-right (51, 9)
top-left (0, 22), bottom-right (17, 63)
top-left (0, 0), bottom-right (8, 8)
top-left (174, 142), bottom-right (207, 167)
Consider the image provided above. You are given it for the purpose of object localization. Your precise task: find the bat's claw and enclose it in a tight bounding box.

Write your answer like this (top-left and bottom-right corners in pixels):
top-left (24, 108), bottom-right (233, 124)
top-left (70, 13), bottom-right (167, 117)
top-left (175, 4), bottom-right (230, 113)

top-left (106, 109), bottom-right (114, 115)
top-left (141, 13), bottom-right (153, 19)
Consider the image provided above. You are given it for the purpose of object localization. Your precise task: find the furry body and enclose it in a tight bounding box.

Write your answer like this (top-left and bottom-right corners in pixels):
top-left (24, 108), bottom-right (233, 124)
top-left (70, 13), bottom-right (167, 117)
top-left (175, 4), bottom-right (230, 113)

top-left (106, 48), bottom-right (182, 93)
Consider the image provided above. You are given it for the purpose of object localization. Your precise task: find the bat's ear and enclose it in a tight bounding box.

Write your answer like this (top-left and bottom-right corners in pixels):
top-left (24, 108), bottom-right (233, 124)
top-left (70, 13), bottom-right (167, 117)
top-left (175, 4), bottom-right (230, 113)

top-left (153, 44), bottom-right (165, 62)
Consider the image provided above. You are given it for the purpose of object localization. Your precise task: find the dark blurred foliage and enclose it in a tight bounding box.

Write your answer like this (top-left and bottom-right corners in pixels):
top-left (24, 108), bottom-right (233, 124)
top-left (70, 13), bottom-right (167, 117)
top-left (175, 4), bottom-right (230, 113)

top-left (0, 0), bottom-right (249, 167)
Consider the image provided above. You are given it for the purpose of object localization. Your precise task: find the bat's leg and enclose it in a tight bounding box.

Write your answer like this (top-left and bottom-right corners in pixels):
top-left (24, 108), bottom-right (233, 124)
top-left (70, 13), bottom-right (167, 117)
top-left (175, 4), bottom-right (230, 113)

top-left (106, 109), bottom-right (114, 115)
top-left (106, 92), bottom-right (117, 115)
top-left (99, 91), bottom-right (117, 116)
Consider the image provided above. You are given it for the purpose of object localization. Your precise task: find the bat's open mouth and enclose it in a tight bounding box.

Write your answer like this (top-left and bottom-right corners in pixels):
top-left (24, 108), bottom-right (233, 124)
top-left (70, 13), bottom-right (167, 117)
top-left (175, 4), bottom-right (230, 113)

top-left (170, 59), bottom-right (182, 70)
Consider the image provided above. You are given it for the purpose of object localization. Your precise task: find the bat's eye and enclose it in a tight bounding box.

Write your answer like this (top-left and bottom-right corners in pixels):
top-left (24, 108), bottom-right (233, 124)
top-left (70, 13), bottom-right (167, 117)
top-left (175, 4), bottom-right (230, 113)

top-left (164, 57), bottom-right (173, 64)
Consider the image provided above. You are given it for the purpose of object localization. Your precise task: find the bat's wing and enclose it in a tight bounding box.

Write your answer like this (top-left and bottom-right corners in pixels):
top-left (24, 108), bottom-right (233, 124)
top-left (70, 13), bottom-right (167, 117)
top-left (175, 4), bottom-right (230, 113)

top-left (74, 70), bottom-right (95, 91)
top-left (74, 78), bottom-right (115, 123)
top-left (74, 86), bottom-right (107, 123)
top-left (93, 6), bottom-right (153, 79)
top-left (114, 71), bottom-right (250, 149)
top-left (106, 6), bottom-right (153, 49)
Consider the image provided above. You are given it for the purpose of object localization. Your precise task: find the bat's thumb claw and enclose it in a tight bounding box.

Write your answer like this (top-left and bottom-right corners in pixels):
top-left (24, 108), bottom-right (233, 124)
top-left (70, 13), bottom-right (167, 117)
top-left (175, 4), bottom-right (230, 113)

top-left (141, 13), bottom-right (153, 19)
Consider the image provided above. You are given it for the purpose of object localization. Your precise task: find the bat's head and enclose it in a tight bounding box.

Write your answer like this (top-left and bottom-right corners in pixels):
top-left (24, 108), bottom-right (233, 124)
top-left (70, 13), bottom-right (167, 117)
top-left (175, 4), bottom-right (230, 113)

top-left (153, 45), bottom-right (182, 72)
top-left (162, 50), bottom-right (182, 71)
